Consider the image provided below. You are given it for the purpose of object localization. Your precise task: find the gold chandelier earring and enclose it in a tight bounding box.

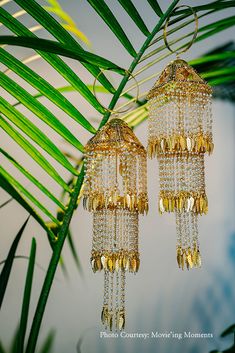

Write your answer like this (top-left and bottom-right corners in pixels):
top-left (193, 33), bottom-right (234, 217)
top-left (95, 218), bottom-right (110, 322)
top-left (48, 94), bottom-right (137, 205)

top-left (147, 6), bottom-right (213, 270)
top-left (83, 70), bottom-right (148, 330)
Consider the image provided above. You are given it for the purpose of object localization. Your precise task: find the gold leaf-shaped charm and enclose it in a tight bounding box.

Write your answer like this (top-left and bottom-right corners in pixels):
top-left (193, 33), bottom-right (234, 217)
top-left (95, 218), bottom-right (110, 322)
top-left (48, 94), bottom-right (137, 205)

top-left (101, 305), bottom-right (108, 325)
top-left (175, 136), bottom-right (180, 150)
top-left (186, 256), bottom-right (190, 270)
top-left (176, 249), bottom-right (182, 269)
top-left (125, 257), bottom-right (130, 271)
top-left (131, 258), bottom-right (137, 272)
top-left (168, 198), bottom-right (173, 212)
top-left (115, 258), bottom-right (119, 272)
top-left (195, 198), bottom-right (200, 213)
top-left (175, 197), bottom-right (179, 210)
top-left (126, 194), bottom-right (131, 209)
top-left (197, 135), bottom-right (202, 152)
top-left (189, 196), bottom-right (194, 211)
top-left (209, 142), bottom-right (214, 155)
top-left (203, 198), bottom-right (208, 214)
top-left (113, 191), bottom-right (118, 206)
top-left (122, 255), bottom-right (127, 270)
top-left (199, 195), bottom-right (204, 214)
top-left (118, 313), bottom-right (125, 331)
top-left (101, 307), bottom-right (105, 325)
top-left (200, 136), bottom-right (205, 152)
top-left (91, 258), bottom-right (96, 273)
top-left (119, 256), bottom-right (123, 270)
top-left (191, 137), bottom-right (195, 151)
top-left (196, 251), bottom-right (202, 268)
top-left (179, 197), bottom-right (183, 212)
top-left (159, 198), bottom-right (165, 213)
top-left (160, 138), bottom-right (165, 152)
top-left (101, 255), bottom-right (107, 269)
top-left (187, 248), bottom-right (193, 269)
top-left (104, 196), bottom-right (109, 208)
top-left (180, 135), bottom-right (186, 150)
top-left (186, 137), bottom-right (192, 152)
top-left (108, 314), bottom-right (113, 331)
top-left (96, 256), bottom-right (102, 271)
top-left (145, 200), bottom-right (149, 215)
top-left (136, 258), bottom-right (140, 272)
top-left (167, 137), bottom-right (172, 151)
top-left (108, 257), bottom-right (114, 272)
top-left (181, 252), bottom-right (185, 271)
top-left (112, 255), bottom-right (116, 272)
top-left (171, 135), bottom-right (176, 151)
top-left (147, 144), bottom-right (152, 158)
top-left (192, 248), bottom-right (197, 266)
top-left (163, 197), bottom-right (169, 211)
top-left (186, 198), bottom-right (191, 212)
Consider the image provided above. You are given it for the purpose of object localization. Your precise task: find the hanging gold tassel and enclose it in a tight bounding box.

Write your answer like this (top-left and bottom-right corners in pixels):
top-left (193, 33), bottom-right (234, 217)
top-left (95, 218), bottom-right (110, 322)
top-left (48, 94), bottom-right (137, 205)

top-left (147, 58), bottom-right (213, 270)
top-left (84, 118), bottom-right (148, 330)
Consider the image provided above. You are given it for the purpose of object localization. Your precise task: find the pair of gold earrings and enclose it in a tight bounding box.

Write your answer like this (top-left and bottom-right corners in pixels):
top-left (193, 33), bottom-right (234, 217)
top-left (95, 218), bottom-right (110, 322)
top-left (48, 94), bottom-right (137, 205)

top-left (83, 6), bottom-right (213, 331)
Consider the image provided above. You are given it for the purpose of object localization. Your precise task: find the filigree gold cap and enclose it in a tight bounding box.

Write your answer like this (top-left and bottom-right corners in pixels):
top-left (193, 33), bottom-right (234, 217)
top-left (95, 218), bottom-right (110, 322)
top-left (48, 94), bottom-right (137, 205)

top-left (147, 59), bottom-right (212, 99)
top-left (86, 118), bottom-right (145, 153)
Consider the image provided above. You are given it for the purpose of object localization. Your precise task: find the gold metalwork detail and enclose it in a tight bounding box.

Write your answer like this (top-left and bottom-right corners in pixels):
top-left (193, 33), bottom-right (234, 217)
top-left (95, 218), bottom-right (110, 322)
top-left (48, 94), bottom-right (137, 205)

top-left (91, 250), bottom-right (140, 273)
top-left (148, 133), bottom-right (214, 158)
top-left (158, 192), bottom-right (208, 215)
top-left (83, 193), bottom-right (148, 214)
top-left (147, 59), bottom-right (212, 98)
top-left (177, 243), bottom-right (201, 270)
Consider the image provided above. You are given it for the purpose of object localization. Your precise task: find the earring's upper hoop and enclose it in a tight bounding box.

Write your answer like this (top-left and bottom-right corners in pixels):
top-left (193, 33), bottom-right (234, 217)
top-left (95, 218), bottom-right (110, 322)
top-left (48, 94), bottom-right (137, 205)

top-left (93, 69), bottom-right (140, 114)
top-left (163, 5), bottom-right (198, 56)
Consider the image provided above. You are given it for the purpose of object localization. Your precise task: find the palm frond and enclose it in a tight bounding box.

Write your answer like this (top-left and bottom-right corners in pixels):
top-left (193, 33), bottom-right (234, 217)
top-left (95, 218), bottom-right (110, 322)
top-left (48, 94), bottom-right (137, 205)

top-left (44, 0), bottom-right (91, 46)
top-left (192, 41), bottom-right (235, 101)
top-left (147, 0), bottom-right (163, 17)
top-left (86, 0), bottom-right (137, 56)
top-left (0, 217), bottom-right (30, 309)
top-left (18, 238), bottom-right (36, 353)
top-left (10, 0), bottom-right (115, 92)
top-left (117, 0), bottom-right (150, 36)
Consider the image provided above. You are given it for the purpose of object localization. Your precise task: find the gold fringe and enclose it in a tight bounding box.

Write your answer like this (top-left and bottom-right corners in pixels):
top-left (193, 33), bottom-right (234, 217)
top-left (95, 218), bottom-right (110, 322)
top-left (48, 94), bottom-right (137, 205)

top-left (83, 193), bottom-right (148, 215)
top-left (158, 192), bottom-right (208, 215)
top-left (101, 305), bottom-right (125, 331)
top-left (90, 250), bottom-right (140, 273)
top-left (148, 134), bottom-right (214, 158)
top-left (176, 244), bottom-right (201, 270)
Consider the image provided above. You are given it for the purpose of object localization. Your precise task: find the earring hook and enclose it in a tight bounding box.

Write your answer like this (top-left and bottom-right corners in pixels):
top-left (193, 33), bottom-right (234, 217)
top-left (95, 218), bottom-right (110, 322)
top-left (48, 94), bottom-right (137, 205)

top-left (93, 69), bottom-right (140, 115)
top-left (163, 5), bottom-right (198, 57)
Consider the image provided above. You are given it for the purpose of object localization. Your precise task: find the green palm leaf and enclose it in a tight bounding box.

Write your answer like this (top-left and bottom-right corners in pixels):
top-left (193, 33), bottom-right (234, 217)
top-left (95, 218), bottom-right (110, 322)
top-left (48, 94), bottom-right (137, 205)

top-left (0, 173), bottom-right (53, 238)
top-left (13, 0), bottom-right (115, 92)
top-left (0, 48), bottom-right (96, 134)
top-left (0, 36), bottom-right (124, 73)
top-left (38, 330), bottom-right (55, 353)
top-left (86, 0), bottom-right (137, 56)
top-left (147, 0), bottom-right (163, 16)
top-left (0, 7), bottom-right (112, 113)
top-left (0, 97), bottom-right (77, 176)
top-left (18, 238), bottom-right (36, 353)
top-left (0, 116), bottom-right (70, 191)
top-left (0, 217), bottom-right (30, 309)
top-left (0, 166), bottom-right (60, 224)
top-left (0, 72), bottom-right (84, 153)
top-left (117, 0), bottom-right (150, 36)
top-left (0, 148), bottom-right (65, 210)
